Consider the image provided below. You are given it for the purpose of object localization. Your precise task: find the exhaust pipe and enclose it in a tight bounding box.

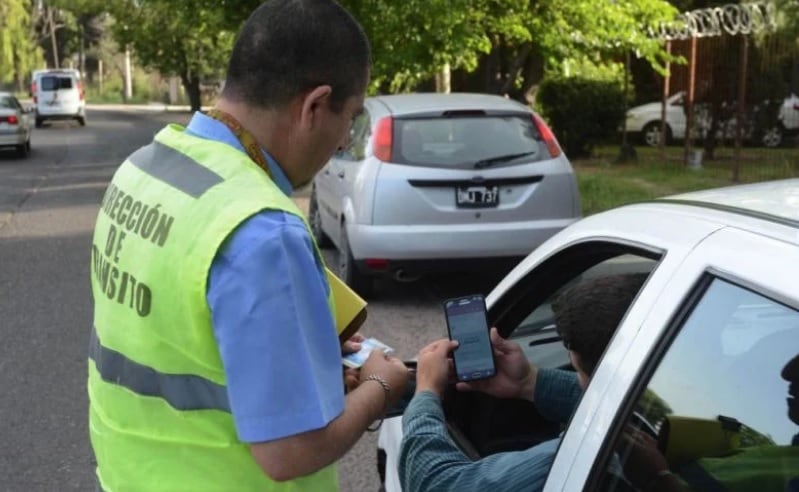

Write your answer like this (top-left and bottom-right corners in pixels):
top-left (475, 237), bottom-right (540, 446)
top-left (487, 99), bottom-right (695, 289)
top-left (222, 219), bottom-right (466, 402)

top-left (393, 269), bottom-right (421, 283)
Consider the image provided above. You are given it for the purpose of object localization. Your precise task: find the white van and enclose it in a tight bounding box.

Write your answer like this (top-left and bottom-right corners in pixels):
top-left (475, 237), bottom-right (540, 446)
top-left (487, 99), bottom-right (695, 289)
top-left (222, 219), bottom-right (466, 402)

top-left (32, 69), bottom-right (86, 127)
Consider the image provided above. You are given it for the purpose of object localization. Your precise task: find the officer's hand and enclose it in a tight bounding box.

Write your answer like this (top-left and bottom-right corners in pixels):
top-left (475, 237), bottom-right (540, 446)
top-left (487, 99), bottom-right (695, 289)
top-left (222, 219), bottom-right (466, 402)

top-left (360, 350), bottom-right (409, 408)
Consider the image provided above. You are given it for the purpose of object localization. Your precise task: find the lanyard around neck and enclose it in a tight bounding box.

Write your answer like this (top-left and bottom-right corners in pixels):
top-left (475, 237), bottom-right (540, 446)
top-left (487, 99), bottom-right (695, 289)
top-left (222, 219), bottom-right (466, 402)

top-left (204, 108), bottom-right (273, 180)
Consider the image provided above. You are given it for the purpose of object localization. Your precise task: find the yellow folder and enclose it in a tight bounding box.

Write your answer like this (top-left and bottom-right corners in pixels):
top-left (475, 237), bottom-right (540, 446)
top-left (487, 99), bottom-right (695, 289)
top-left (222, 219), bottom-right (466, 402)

top-left (325, 267), bottom-right (368, 343)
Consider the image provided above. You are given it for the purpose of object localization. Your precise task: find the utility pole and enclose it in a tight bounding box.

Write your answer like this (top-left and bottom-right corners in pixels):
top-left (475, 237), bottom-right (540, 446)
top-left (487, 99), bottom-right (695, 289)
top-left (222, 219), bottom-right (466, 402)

top-left (124, 46), bottom-right (133, 101)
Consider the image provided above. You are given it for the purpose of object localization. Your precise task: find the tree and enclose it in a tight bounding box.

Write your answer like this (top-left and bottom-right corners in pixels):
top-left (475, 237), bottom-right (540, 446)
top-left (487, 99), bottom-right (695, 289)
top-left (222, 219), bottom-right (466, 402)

top-left (0, 0), bottom-right (45, 91)
top-left (106, 0), bottom-right (234, 111)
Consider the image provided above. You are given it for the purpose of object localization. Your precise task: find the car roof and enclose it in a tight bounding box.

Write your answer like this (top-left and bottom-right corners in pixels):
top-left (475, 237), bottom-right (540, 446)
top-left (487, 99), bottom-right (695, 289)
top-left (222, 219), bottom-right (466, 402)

top-left (659, 178), bottom-right (799, 227)
top-left (370, 92), bottom-right (531, 117)
top-left (0, 92), bottom-right (14, 98)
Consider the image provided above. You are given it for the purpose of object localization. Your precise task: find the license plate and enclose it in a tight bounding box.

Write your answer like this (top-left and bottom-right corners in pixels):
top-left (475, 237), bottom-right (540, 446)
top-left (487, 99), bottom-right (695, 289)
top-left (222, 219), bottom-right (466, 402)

top-left (456, 185), bottom-right (499, 208)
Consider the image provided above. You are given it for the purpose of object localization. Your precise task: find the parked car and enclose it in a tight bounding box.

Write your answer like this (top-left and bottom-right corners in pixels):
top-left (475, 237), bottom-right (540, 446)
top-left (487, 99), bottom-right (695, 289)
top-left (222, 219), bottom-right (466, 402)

top-left (0, 92), bottom-right (32, 158)
top-left (309, 92), bottom-right (581, 297)
top-left (377, 178), bottom-right (799, 491)
top-left (625, 91), bottom-right (798, 148)
top-left (32, 68), bottom-right (86, 127)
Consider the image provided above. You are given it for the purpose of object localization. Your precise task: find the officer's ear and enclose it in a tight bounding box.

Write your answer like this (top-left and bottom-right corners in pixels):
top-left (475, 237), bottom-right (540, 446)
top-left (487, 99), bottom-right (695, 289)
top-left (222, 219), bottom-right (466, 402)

top-left (298, 85), bottom-right (333, 131)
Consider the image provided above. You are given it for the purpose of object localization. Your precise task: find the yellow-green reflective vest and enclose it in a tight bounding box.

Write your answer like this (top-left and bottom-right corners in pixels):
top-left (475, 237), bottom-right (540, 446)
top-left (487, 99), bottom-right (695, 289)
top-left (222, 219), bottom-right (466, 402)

top-left (88, 124), bottom-right (338, 492)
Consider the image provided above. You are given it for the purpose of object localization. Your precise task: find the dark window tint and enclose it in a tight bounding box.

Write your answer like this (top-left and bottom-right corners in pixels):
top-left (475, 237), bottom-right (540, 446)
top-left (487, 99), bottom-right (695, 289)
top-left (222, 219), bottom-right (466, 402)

top-left (392, 115), bottom-right (544, 169)
top-left (600, 277), bottom-right (799, 492)
top-left (40, 76), bottom-right (74, 91)
top-left (0, 96), bottom-right (16, 109)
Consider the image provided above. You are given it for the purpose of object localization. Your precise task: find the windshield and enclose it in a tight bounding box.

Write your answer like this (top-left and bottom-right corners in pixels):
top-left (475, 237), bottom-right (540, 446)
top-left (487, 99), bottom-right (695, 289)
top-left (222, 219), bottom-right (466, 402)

top-left (391, 115), bottom-right (544, 169)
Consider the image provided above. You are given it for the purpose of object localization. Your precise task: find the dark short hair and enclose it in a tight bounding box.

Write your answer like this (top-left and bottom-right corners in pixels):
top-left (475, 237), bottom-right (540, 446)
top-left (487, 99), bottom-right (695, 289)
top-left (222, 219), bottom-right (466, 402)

top-left (221, 0), bottom-right (370, 112)
top-left (553, 273), bottom-right (648, 376)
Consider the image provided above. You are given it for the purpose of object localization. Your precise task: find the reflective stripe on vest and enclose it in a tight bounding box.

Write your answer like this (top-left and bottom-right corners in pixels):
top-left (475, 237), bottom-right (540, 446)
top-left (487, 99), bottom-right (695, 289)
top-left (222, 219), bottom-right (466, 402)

top-left (127, 141), bottom-right (223, 198)
top-left (89, 327), bottom-right (230, 412)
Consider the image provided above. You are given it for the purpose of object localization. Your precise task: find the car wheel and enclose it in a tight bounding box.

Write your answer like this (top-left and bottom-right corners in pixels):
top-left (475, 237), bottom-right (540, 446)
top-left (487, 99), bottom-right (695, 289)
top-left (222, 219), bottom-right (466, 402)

top-left (308, 189), bottom-right (332, 248)
top-left (641, 122), bottom-right (670, 147)
top-left (35, 118), bottom-right (43, 129)
top-left (77, 116), bottom-right (86, 127)
top-left (339, 224), bottom-right (374, 298)
top-left (15, 141), bottom-right (29, 158)
top-left (760, 125), bottom-right (783, 148)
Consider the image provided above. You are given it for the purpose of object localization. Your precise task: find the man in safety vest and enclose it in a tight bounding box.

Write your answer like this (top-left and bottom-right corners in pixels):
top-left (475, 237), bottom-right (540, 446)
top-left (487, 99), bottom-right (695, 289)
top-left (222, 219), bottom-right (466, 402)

top-left (87, 1), bottom-right (409, 490)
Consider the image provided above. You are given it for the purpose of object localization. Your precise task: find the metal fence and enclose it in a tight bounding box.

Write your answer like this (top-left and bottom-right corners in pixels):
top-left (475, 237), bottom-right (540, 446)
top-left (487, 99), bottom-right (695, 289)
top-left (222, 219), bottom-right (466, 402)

top-left (629, 2), bottom-right (799, 182)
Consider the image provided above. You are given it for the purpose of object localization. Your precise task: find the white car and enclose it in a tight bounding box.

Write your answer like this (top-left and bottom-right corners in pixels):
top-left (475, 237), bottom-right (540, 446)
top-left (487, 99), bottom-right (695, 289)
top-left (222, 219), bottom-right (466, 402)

top-left (32, 68), bottom-right (87, 127)
top-left (625, 92), bottom-right (798, 148)
top-left (0, 92), bottom-right (32, 158)
top-left (378, 178), bottom-right (799, 491)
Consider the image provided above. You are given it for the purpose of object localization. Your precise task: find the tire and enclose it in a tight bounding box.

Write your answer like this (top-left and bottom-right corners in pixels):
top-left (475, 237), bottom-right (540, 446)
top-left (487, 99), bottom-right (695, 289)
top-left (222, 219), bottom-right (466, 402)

top-left (641, 122), bottom-right (671, 147)
top-left (308, 189), bottom-right (332, 248)
top-left (35, 118), bottom-right (43, 129)
top-left (338, 225), bottom-right (374, 298)
top-left (759, 125), bottom-right (783, 148)
top-left (77, 116), bottom-right (86, 127)
top-left (15, 140), bottom-right (30, 158)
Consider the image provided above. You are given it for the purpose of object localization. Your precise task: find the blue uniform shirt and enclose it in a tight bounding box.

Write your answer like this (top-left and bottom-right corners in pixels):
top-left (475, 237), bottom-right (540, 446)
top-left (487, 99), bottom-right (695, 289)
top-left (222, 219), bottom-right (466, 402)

top-left (187, 112), bottom-right (345, 443)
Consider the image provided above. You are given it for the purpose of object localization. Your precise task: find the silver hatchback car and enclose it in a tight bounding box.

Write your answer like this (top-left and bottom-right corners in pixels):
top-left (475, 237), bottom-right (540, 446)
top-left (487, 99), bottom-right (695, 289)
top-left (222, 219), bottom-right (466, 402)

top-left (309, 92), bottom-right (581, 296)
top-left (0, 92), bottom-right (32, 158)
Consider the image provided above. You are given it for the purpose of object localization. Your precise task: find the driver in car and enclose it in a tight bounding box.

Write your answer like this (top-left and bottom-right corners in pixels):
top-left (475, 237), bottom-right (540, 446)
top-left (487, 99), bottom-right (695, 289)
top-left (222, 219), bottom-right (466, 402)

top-left (398, 273), bottom-right (676, 492)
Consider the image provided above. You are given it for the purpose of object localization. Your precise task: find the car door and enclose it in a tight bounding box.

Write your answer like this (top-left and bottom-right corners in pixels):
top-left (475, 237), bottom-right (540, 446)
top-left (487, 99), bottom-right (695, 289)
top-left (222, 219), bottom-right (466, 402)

top-left (550, 225), bottom-right (799, 491)
top-left (326, 110), bottom-right (371, 246)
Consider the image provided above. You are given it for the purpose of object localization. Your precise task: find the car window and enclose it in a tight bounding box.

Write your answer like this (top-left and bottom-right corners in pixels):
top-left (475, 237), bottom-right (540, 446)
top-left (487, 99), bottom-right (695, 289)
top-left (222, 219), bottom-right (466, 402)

top-left (509, 254), bottom-right (657, 369)
top-left (598, 277), bottom-right (799, 492)
top-left (40, 76), bottom-right (74, 91)
top-left (392, 115), bottom-right (545, 169)
top-left (443, 243), bottom-right (661, 470)
top-left (339, 110), bottom-right (370, 161)
top-left (0, 96), bottom-right (16, 109)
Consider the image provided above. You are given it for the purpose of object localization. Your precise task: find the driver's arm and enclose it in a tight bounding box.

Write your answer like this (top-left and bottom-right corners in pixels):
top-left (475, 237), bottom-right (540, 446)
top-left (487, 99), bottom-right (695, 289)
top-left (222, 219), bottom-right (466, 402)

top-left (533, 368), bottom-right (582, 424)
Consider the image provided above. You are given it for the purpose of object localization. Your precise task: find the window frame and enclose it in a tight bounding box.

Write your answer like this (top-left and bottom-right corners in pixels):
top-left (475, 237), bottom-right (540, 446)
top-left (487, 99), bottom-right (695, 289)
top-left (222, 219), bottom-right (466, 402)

top-left (584, 269), bottom-right (799, 491)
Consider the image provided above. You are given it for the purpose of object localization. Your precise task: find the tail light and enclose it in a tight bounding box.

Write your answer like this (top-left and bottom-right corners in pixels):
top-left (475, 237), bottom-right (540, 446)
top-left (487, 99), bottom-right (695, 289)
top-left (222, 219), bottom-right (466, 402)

top-left (532, 113), bottom-right (562, 158)
top-left (4, 115), bottom-right (19, 125)
top-left (78, 80), bottom-right (85, 100)
top-left (373, 117), bottom-right (393, 161)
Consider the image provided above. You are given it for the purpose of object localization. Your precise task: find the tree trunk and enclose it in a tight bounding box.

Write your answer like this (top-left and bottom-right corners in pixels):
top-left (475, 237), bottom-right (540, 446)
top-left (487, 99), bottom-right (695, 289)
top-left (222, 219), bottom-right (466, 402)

top-left (182, 74), bottom-right (202, 112)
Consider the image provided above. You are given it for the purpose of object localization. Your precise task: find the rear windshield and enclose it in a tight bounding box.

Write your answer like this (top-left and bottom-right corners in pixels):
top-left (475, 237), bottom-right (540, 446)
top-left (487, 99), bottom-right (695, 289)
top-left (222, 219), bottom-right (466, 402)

top-left (40, 76), bottom-right (74, 91)
top-left (0, 97), bottom-right (16, 109)
top-left (391, 115), bottom-right (544, 169)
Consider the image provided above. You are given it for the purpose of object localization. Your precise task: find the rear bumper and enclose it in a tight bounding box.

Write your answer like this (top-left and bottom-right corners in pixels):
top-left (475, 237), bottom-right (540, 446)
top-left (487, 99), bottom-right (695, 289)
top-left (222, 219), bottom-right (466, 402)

top-left (347, 218), bottom-right (578, 275)
top-left (0, 129), bottom-right (26, 146)
top-left (36, 106), bottom-right (84, 118)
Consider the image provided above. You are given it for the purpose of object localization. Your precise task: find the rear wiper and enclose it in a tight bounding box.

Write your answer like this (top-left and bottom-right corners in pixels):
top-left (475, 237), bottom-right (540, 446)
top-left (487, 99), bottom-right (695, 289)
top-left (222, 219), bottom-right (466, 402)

top-left (473, 151), bottom-right (535, 169)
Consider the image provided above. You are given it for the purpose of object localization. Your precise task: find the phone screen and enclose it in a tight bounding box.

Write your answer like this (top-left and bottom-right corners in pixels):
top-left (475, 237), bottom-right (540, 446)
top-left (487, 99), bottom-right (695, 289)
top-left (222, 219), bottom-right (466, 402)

top-left (444, 295), bottom-right (495, 381)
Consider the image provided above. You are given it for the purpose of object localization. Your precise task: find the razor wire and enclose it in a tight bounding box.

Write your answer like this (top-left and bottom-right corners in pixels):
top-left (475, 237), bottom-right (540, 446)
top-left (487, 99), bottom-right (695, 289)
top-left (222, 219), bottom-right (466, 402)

top-left (650, 2), bottom-right (777, 40)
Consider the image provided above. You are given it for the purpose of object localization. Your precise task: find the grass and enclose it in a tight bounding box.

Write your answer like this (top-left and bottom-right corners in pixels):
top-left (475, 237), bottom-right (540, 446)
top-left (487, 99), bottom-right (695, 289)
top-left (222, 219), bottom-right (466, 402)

top-left (573, 143), bottom-right (799, 216)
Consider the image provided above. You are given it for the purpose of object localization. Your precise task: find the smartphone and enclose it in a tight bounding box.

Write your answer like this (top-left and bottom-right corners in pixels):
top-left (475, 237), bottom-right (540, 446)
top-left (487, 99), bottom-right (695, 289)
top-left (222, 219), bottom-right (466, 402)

top-left (444, 294), bottom-right (496, 382)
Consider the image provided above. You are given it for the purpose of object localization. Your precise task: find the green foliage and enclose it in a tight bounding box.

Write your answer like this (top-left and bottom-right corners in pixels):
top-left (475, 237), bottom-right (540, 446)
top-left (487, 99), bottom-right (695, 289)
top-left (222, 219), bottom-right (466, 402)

top-left (104, 0), bottom-right (234, 110)
top-left (0, 0), bottom-right (45, 85)
top-left (537, 75), bottom-right (627, 158)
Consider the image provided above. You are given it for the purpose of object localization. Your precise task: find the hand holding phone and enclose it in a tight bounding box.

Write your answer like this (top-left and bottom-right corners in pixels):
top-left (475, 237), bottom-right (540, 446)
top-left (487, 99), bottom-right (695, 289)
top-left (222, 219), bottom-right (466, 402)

top-left (444, 294), bottom-right (496, 382)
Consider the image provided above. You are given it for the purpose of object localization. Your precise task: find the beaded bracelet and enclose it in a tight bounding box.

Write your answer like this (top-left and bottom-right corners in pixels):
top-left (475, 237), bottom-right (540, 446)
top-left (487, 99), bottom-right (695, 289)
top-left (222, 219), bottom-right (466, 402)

top-left (365, 374), bottom-right (390, 432)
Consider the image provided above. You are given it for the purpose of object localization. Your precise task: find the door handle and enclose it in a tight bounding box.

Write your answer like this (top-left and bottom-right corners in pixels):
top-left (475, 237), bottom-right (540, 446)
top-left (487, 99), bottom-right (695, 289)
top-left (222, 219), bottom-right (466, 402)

top-left (337, 171), bottom-right (345, 179)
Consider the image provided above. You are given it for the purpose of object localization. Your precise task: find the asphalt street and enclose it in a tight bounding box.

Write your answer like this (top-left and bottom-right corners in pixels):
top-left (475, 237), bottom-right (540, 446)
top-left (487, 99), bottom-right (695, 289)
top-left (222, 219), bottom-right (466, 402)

top-left (0, 107), bottom-right (500, 491)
